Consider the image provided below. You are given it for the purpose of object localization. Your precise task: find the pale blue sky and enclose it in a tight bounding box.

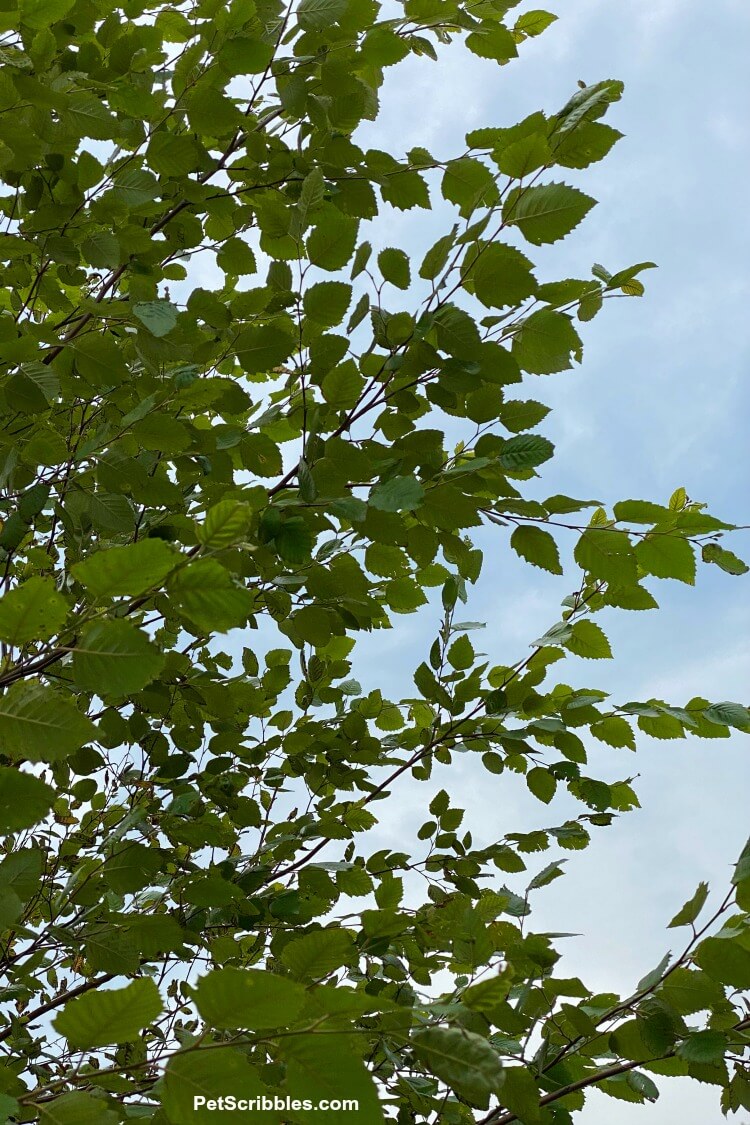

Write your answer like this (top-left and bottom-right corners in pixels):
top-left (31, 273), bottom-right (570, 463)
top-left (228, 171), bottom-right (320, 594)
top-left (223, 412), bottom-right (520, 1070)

top-left (347, 2), bottom-right (750, 1120)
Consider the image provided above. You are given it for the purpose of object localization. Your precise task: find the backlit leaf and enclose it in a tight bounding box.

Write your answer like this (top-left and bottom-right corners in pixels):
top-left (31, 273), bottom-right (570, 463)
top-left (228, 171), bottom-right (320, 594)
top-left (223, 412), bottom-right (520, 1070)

top-left (54, 979), bottom-right (162, 1050)
top-left (73, 621), bottom-right (165, 698)
top-left (504, 182), bottom-right (596, 245)
top-left (510, 525), bottom-right (562, 574)
top-left (0, 577), bottom-right (68, 645)
top-left (0, 683), bottom-right (97, 762)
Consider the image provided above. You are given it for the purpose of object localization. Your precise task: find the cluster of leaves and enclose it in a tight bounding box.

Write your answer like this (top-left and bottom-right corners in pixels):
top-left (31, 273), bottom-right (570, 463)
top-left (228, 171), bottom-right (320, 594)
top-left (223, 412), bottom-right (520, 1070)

top-left (0, 0), bottom-right (746, 1122)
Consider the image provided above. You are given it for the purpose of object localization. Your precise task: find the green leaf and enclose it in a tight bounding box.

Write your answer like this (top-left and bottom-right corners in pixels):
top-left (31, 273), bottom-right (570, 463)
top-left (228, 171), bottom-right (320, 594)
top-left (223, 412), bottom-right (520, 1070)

top-left (545, 494), bottom-right (602, 515)
top-left (734, 836), bottom-right (750, 885)
top-left (111, 167), bottom-right (158, 207)
top-left (193, 967), bottom-right (306, 1029)
top-left (133, 300), bottom-right (179, 338)
top-left (164, 1049), bottom-right (267, 1125)
top-left (280, 1035), bottom-right (385, 1123)
top-left (20, 0), bottom-right (74, 29)
top-left (702, 541), bottom-right (749, 575)
top-left (557, 122), bottom-right (622, 171)
top-left (627, 1070), bottom-right (660, 1102)
top-left (636, 711), bottom-right (686, 740)
top-left (103, 843), bottom-right (163, 895)
top-left (575, 528), bottom-right (638, 585)
top-left (70, 334), bottom-right (129, 386)
top-left (528, 860), bottom-right (565, 890)
top-left (351, 242), bottom-right (372, 280)
top-left (9, 362), bottom-right (59, 412)
top-left (499, 399), bottom-right (550, 433)
top-left (281, 928), bottom-right (356, 980)
top-left (591, 715), bottom-right (635, 749)
top-left (677, 1031), bottom-right (728, 1065)
top-left (370, 475), bottom-right (424, 512)
top-left (668, 882), bottom-right (709, 928)
top-left (694, 936), bottom-right (750, 987)
top-left (149, 134), bottom-right (206, 178)
top-left (527, 766), bottom-right (556, 803)
top-left (297, 0), bottom-right (347, 29)
top-left (499, 435), bottom-right (554, 471)
top-left (235, 324), bottom-right (295, 374)
top-left (275, 518), bottom-right (314, 564)
top-left (442, 158), bottom-right (498, 216)
top-left (471, 243), bottom-right (537, 309)
top-left (512, 309), bottom-right (582, 374)
top-left (0, 767), bottom-right (56, 833)
top-left (0, 683), bottom-right (97, 762)
top-left (303, 281), bottom-right (352, 326)
top-left (659, 968), bottom-right (723, 1015)
top-left (81, 231), bottom-right (120, 270)
top-left (380, 168), bottom-right (430, 210)
top-left (447, 633), bottom-right (474, 670)
top-left (387, 577), bottom-right (428, 613)
top-left (496, 133), bottom-right (551, 179)
top-left (565, 620), bottom-right (612, 660)
top-left (322, 361), bottom-right (364, 408)
top-left (378, 247), bottom-right (410, 289)
top-left (65, 92), bottom-right (117, 141)
top-left (0, 1094), bottom-right (19, 1124)
top-left (515, 10), bottom-right (558, 37)
top-left (88, 493), bottom-right (135, 535)
top-left (578, 287), bottom-right (604, 321)
top-left (412, 1026), bottom-right (504, 1108)
top-left (555, 80), bottom-right (624, 136)
top-left (73, 620), bottom-right (165, 698)
top-left (604, 584), bottom-right (659, 611)
top-left (0, 847), bottom-right (42, 900)
top-left (54, 978), bottom-right (162, 1050)
top-left (466, 24), bottom-right (518, 63)
top-left (72, 540), bottom-right (178, 599)
top-left (168, 560), bottom-right (255, 633)
top-left (434, 304), bottom-right (483, 360)
top-left (613, 499), bottom-right (670, 524)
top-left (704, 701), bottom-right (750, 729)
top-left (0, 577), bottom-right (67, 645)
top-left (510, 526), bottom-right (562, 574)
top-left (308, 210), bottom-right (359, 270)
top-left (217, 238), bottom-right (257, 275)
top-left (533, 620), bottom-right (572, 648)
top-left (197, 500), bottom-right (252, 549)
top-left (504, 182), bottom-right (596, 245)
top-left (420, 231), bottom-right (455, 280)
top-left (498, 1066), bottom-right (542, 1123)
top-left (637, 997), bottom-right (684, 1054)
top-left (186, 86), bottom-right (240, 134)
top-left (463, 972), bottom-right (514, 1014)
top-left (636, 535), bottom-right (696, 584)
top-left (297, 167), bottom-right (325, 227)
top-left (39, 1092), bottom-right (119, 1125)
top-left (609, 262), bottom-right (658, 291)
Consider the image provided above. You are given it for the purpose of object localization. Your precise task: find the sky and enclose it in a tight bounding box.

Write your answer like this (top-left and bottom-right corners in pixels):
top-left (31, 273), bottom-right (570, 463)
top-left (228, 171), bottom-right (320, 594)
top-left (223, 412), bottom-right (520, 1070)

top-left (340, 1), bottom-right (750, 1120)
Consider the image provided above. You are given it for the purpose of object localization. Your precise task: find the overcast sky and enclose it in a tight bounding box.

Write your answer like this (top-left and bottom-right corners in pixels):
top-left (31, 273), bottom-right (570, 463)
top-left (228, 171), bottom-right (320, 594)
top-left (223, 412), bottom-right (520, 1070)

top-left (341, 1), bottom-right (750, 1120)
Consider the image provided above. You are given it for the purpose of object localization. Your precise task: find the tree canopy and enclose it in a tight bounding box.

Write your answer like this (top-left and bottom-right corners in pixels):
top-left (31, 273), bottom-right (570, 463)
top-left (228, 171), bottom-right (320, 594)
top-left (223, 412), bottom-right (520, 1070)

top-left (0, 0), bottom-right (748, 1122)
